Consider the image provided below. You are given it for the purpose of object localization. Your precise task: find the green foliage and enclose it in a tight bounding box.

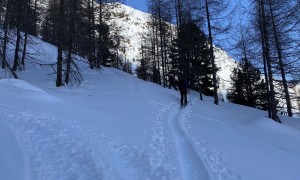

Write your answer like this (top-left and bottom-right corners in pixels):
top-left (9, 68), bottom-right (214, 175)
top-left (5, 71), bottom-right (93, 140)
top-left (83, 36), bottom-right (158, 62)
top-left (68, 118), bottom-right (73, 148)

top-left (98, 23), bottom-right (115, 66)
top-left (228, 58), bottom-right (267, 110)
top-left (169, 22), bottom-right (214, 95)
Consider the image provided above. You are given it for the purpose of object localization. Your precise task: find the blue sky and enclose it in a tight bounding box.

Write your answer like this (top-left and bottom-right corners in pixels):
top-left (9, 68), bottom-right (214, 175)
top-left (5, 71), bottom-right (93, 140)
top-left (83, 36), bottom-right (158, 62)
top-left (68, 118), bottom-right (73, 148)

top-left (124, 0), bottom-right (148, 12)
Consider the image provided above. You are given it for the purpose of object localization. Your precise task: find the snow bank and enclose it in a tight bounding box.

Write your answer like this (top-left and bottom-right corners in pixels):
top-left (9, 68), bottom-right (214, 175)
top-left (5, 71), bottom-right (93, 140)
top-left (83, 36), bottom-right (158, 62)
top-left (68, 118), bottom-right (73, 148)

top-left (0, 122), bottom-right (25, 180)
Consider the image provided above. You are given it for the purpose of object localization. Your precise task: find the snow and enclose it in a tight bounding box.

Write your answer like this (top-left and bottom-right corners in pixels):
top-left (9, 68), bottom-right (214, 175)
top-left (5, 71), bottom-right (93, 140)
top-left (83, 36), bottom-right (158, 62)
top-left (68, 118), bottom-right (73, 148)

top-left (2, 64), bottom-right (300, 180)
top-left (0, 123), bottom-right (25, 180)
top-left (1, 27), bottom-right (300, 180)
top-left (105, 3), bottom-right (153, 65)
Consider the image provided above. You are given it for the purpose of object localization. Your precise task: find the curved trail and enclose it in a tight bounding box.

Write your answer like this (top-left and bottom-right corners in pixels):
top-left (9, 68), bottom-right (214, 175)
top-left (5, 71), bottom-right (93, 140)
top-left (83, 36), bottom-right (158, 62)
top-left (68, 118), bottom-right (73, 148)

top-left (179, 102), bottom-right (241, 180)
top-left (0, 71), bottom-right (239, 180)
top-left (166, 102), bottom-right (211, 180)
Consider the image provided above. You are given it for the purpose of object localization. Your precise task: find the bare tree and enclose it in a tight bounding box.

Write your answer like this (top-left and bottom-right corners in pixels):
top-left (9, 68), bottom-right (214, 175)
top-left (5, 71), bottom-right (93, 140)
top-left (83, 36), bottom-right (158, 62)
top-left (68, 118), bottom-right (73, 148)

top-left (205, 0), bottom-right (219, 105)
top-left (257, 0), bottom-right (281, 122)
top-left (56, 0), bottom-right (65, 87)
top-left (12, 0), bottom-right (23, 71)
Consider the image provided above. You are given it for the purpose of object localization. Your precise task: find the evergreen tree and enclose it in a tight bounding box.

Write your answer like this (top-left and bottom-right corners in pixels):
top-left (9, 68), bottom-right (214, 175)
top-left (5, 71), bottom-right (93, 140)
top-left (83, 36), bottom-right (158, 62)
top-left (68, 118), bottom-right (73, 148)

top-left (135, 43), bottom-right (151, 81)
top-left (228, 58), bottom-right (267, 110)
top-left (170, 22), bottom-right (214, 97)
top-left (40, 0), bottom-right (60, 46)
top-left (97, 23), bottom-right (115, 67)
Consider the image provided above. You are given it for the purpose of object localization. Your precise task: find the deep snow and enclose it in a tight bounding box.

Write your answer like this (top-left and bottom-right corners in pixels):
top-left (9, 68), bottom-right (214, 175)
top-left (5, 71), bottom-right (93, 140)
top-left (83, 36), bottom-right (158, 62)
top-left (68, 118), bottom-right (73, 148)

top-left (1, 65), bottom-right (300, 180)
top-left (1, 33), bottom-right (300, 180)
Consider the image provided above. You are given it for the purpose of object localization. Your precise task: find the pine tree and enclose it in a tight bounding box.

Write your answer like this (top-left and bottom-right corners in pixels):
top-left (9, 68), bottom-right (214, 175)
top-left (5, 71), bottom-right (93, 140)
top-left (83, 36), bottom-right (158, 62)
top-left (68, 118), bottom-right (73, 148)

top-left (228, 58), bottom-right (267, 110)
top-left (170, 22), bottom-right (214, 97)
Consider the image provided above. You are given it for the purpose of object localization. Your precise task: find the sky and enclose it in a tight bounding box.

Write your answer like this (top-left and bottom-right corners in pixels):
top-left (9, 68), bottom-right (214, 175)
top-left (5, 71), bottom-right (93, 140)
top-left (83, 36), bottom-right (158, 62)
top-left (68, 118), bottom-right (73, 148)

top-left (124, 0), bottom-right (148, 12)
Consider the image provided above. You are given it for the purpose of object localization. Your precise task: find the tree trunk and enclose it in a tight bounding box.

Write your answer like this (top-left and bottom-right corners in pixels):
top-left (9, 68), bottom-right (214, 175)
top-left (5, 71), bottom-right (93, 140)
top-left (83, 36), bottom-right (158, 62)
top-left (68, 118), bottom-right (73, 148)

top-left (154, 20), bottom-right (161, 85)
top-left (65, 0), bottom-right (76, 84)
top-left (97, 0), bottom-right (103, 69)
top-left (158, 3), bottom-right (166, 87)
top-left (260, 0), bottom-right (281, 122)
top-left (258, 2), bottom-right (271, 118)
top-left (268, 0), bottom-right (292, 117)
top-left (91, 0), bottom-right (96, 66)
top-left (205, 0), bottom-right (218, 105)
top-left (56, 0), bottom-right (65, 87)
top-left (87, 0), bottom-right (93, 69)
top-left (21, 0), bottom-right (32, 70)
top-left (13, 0), bottom-right (23, 71)
top-left (2, 0), bottom-right (10, 69)
top-left (0, 0), bottom-right (3, 22)
top-left (21, 32), bottom-right (28, 69)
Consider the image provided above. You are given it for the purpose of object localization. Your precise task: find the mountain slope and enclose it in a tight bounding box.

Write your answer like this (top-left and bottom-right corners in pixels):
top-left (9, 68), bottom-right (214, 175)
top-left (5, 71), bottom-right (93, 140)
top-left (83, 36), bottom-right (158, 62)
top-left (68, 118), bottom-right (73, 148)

top-left (1, 36), bottom-right (300, 180)
top-left (105, 3), bottom-right (238, 88)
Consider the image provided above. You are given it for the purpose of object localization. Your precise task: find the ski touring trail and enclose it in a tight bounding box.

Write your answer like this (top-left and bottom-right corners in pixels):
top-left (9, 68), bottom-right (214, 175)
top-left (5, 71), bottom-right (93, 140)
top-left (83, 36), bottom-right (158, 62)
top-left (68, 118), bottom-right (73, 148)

top-left (179, 103), bottom-right (241, 180)
top-left (166, 102), bottom-right (210, 180)
top-left (0, 105), bottom-right (178, 180)
top-left (149, 96), bottom-right (240, 180)
top-left (1, 66), bottom-right (299, 179)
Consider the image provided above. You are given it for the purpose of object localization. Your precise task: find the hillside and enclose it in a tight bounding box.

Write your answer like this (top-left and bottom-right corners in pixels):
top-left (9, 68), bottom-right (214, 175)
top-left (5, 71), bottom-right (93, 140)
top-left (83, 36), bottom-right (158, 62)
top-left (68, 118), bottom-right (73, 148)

top-left (10, 1), bottom-right (298, 113)
top-left (104, 3), bottom-right (238, 89)
top-left (1, 35), bottom-right (300, 180)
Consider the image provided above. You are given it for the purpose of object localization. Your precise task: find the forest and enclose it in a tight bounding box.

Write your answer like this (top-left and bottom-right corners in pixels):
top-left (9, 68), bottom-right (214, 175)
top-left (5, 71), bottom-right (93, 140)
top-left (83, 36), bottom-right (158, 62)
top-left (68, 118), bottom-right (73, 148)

top-left (0, 0), bottom-right (300, 121)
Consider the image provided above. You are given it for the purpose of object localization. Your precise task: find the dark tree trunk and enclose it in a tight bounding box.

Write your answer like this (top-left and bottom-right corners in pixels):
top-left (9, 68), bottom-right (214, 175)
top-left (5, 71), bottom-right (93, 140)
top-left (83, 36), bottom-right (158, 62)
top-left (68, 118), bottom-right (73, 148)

top-left (65, 0), bottom-right (76, 84)
top-left (87, 0), bottom-right (92, 68)
top-left (13, 0), bottom-right (23, 71)
top-left (21, 0), bottom-right (32, 70)
top-left (56, 0), bottom-right (65, 87)
top-left (205, 0), bottom-right (218, 105)
top-left (260, 0), bottom-right (281, 122)
top-left (2, 0), bottom-right (10, 69)
top-left (97, 0), bottom-right (103, 69)
top-left (158, 4), bottom-right (166, 87)
top-left (268, 0), bottom-right (292, 117)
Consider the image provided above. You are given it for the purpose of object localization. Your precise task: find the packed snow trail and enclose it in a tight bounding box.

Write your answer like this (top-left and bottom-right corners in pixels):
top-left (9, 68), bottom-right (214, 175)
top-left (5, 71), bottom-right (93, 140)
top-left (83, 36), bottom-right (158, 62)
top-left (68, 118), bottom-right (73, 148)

top-left (0, 105), bottom-right (183, 180)
top-left (166, 102), bottom-right (210, 180)
top-left (179, 103), bottom-right (241, 180)
top-left (126, 74), bottom-right (237, 180)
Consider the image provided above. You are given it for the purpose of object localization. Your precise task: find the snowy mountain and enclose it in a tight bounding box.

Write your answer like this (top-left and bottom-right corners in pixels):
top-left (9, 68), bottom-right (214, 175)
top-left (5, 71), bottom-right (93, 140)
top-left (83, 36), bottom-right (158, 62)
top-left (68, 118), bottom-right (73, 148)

top-left (104, 3), bottom-right (152, 63)
top-left (1, 34), bottom-right (300, 180)
top-left (105, 3), bottom-right (238, 89)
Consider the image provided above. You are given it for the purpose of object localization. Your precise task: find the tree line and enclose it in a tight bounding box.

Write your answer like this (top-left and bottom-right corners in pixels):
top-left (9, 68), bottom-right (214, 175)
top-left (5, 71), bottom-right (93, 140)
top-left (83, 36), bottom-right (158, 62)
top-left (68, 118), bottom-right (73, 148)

top-left (230, 0), bottom-right (300, 122)
top-left (0, 0), bottom-right (132, 86)
top-left (135, 0), bottom-right (300, 122)
top-left (0, 0), bottom-right (299, 121)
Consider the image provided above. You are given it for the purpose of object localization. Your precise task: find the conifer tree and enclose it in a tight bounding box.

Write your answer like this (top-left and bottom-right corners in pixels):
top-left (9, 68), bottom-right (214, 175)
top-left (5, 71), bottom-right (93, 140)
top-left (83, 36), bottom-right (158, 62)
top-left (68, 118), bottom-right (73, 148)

top-left (228, 58), bottom-right (267, 109)
top-left (170, 22), bottom-right (214, 97)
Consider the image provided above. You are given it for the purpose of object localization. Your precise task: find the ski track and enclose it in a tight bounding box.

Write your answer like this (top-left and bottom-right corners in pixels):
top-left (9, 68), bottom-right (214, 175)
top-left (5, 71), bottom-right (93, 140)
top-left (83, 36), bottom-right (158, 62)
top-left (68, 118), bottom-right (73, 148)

top-left (180, 104), bottom-right (241, 180)
top-left (166, 102), bottom-right (211, 180)
top-left (129, 81), bottom-right (239, 180)
top-left (1, 76), bottom-right (240, 180)
top-left (148, 104), bottom-right (179, 180)
top-left (0, 106), bottom-right (184, 180)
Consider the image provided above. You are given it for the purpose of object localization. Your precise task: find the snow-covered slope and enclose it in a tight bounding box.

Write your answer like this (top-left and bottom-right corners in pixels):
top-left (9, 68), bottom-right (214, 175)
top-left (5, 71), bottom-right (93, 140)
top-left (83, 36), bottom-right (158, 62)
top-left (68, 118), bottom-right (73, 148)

top-left (105, 3), bottom-right (152, 63)
top-left (1, 36), bottom-right (300, 180)
top-left (106, 3), bottom-right (237, 88)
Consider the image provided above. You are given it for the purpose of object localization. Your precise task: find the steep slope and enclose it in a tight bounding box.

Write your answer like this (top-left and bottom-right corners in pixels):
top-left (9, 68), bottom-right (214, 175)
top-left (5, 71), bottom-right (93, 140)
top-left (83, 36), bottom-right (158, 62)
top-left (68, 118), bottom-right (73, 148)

top-left (105, 3), bottom-right (237, 89)
top-left (105, 3), bottom-right (152, 63)
top-left (114, 3), bottom-right (300, 115)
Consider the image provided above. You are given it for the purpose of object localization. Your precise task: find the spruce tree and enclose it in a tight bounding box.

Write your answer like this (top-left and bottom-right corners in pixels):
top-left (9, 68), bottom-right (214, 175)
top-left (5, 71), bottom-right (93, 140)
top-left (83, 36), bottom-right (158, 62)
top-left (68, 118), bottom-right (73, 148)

top-left (170, 22), bottom-right (214, 97)
top-left (228, 58), bottom-right (267, 110)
